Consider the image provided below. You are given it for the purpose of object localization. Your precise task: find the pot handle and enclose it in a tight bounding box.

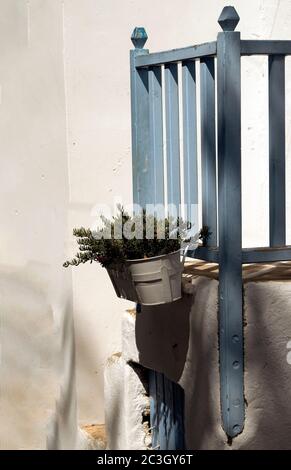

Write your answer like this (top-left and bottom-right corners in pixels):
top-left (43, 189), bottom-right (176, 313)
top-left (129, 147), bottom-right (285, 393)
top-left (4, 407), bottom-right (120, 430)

top-left (169, 226), bottom-right (200, 266)
top-left (181, 232), bottom-right (200, 266)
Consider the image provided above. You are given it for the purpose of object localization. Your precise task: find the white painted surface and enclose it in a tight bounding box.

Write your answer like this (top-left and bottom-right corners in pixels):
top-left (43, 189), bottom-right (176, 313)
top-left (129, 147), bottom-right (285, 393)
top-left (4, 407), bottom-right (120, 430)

top-left (0, 0), bottom-right (77, 450)
top-left (120, 266), bottom-right (291, 449)
top-left (104, 353), bottom-right (149, 450)
top-left (1, 0), bottom-right (291, 449)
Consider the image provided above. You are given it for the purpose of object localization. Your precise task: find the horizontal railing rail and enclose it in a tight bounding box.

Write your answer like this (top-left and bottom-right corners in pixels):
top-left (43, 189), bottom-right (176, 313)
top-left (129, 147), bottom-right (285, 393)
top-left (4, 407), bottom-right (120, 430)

top-left (191, 246), bottom-right (291, 264)
top-left (241, 39), bottom-right (291, 55)
top-left (136, 40), bottom-right (291, 70)
top-left (135, 41), bottom-right (217, 68)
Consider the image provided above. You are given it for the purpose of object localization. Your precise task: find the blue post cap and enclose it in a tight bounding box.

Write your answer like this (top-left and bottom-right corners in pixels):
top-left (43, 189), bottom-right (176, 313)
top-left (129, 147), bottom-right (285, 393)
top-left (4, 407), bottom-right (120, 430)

top-left (218, 6), bottom-right (240, 31)
top-left (131, 27), bottom-right (148, 49)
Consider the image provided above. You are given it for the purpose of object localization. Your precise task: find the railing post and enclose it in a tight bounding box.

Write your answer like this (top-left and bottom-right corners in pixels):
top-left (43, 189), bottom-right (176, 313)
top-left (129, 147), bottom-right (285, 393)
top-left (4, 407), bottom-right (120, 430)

top-left (217, 6), bottom-right (245, 438)
top-left (130, 28), bottom-right (149, 208)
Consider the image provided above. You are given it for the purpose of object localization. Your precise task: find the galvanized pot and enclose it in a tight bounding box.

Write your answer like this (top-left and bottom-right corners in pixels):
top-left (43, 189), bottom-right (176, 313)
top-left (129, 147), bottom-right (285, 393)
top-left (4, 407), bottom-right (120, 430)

top-left (106, 250), bottom-right (183, 306)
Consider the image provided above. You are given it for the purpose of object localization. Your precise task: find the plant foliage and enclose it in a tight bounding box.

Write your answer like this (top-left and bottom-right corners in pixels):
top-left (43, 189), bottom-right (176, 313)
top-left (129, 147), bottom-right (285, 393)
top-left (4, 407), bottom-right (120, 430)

top-left (63, 206), bottom-right (211, 269)
top-left (64, 206), bottom-right (188, 269)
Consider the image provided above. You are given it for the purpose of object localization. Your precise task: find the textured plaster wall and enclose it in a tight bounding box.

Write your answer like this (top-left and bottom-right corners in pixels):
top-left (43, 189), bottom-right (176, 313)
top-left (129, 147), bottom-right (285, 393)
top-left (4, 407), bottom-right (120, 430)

top-left (119, 264), bottom-right (291, 449)
top-left (0, 0), bottom-right (77, 449)
top-left (104, 353), bottom-right (150, 450)
top-left (1, 0), bottom-right (291, 449)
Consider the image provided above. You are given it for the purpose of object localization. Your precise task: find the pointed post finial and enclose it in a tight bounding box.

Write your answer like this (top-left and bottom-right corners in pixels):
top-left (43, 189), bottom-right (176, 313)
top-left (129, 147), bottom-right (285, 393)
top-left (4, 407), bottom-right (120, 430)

top-left (131, 27), bottom-right (148, 49)
top-left (218, 6), bottom-right (240, 31)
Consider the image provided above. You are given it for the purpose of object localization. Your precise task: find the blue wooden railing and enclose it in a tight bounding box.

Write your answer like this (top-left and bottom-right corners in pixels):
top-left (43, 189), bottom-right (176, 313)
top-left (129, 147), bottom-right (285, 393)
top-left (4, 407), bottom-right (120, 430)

top-left (130, 6), bottom-right (291, 442)
top-left (149, 370), bottom-right (184, 450)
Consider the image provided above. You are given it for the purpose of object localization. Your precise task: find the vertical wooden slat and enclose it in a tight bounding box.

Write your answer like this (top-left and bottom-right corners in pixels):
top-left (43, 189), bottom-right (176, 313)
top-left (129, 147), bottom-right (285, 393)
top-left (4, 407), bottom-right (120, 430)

top-left (149, 66), bottom-right (164, 208)
top-left (200, 57), bottom-right (217, 246)
top-left (163, 376), bottom-right (176, 450)
top-left (182, 60), bottom-right (198, 228)
top-left (130, 49), bottom-right (150, 208)
top-left (156, 372), bottom-right (167, 450)
top-left (172, 381), bottom-right (185, 450)
top-left (217, 29), bottom-right (244, 438)
top-left (269, 55), bottom-right (286, 246)
top-left (149, 372), bottom-right (185, 450)
top-left (149, 370), bottom-right (159, 449)
top-left (165, 64), bottom-right (181, 217)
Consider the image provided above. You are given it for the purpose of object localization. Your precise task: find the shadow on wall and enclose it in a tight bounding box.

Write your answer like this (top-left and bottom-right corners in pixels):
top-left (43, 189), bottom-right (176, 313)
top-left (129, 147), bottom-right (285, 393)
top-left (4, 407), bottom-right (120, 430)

top-left (135, 276), bottom-right (221, 449)
top-left (134, 267), bottom-right (291, 450)
top-left (135, 294), bottom-right (193, 383)
top-left (47, 299), bottom-right (78, 450)
top-left (0, 261), bottom-right (77, 450)
top-left (237, 281), bottom-right (291, 450)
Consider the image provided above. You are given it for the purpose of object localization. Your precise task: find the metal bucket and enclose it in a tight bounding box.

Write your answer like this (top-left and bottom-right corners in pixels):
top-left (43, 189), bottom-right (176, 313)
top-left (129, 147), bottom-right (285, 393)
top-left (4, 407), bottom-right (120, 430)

top-left (106, 250), bottom-right (183, 306)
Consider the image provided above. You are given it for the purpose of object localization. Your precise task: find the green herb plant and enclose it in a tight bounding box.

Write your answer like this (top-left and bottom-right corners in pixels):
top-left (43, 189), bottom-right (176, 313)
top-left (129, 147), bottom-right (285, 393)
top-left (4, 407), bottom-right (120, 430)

top-left (63, 206), bottom-right (210, 269)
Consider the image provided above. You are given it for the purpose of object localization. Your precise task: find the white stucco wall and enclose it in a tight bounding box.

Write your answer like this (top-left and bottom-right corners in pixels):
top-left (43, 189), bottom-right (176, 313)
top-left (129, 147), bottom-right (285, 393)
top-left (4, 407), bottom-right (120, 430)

top-left (117, 263), bottom-right (291, 450)
top-left (1, 0), bottom-right (291, 449)
top-left (0, 0), bottom-right (77, 449)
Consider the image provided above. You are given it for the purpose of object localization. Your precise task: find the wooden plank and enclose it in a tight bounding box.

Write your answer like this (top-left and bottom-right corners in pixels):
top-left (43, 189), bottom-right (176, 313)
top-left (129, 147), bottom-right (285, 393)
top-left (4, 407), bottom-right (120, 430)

top-left (200, 57), bottom-right (217, 246)
top-left (163, 376), bottom-right (176, 450)
top-left (172, 382), bottom-right (185, 450)
top-left (269, 55), bottom-right (286, 246)
top-left (242, 246), bottom-right (291, 263)
top-left (136, 42), bottom-right (217, 68)
top-left (130, 49), bottom-right (150, 208)
top-left (165, 64), bottom-right (181, 217)
top-left (187, 246), bottom-right (291, 264)
top-left (217, 30), bottom-right (244, 438)
top-left (156, 372), bottom-right (167, 450)
top-left (187, 246), bottom-right (219, 263)
top-left (241, 40), bottom-right (291, 56)
top-left (136, 40), bottom-right (291, 70)
top-left (149, 370), bottom-right (159, 449)
top-left (182, 61), bottom-right (198, 228)
top-left (149, 66), bottom-right (164, 208)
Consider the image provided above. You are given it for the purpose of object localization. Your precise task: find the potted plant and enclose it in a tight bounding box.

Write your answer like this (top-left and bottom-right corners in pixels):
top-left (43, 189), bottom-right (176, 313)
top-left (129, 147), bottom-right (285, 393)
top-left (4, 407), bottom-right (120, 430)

top-left (64, 206), bottom-right (205, 306)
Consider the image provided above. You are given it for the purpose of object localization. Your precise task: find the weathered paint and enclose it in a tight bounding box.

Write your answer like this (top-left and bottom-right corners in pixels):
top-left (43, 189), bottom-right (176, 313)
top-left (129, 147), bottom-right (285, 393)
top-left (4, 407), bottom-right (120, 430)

top-left (130, 31), bottom-right (149, 208)
top-left (182, 60), bottom-right (198, 227)
top-left (217, 24), bottom-right (244, 437)
top-left (269, 54), bottom-right (286, 246)
top-left (200, 57), bottom-right (217, 246)
top-left (165, 63), bottom-right (181, 217)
